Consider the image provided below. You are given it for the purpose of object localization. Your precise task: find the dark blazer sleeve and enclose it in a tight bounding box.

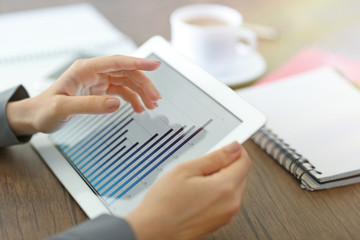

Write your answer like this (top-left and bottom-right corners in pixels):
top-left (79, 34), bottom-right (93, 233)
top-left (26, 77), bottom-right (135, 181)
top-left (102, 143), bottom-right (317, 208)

top-left (0, 85), bottom-right (32, 147)
top-left (46, 214), bottom-right (136, 240)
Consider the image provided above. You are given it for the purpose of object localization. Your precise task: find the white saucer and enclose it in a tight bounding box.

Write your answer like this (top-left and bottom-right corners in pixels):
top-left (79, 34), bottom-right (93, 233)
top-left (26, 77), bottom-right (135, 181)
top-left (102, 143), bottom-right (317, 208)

top-left (214, 46), bottom-right (267, 86)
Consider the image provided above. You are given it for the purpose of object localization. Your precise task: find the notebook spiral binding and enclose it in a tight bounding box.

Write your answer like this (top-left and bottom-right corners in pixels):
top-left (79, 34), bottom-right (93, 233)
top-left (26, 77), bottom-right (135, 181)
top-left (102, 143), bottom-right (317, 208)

top-left (252, 127), bottom-right (322, 191)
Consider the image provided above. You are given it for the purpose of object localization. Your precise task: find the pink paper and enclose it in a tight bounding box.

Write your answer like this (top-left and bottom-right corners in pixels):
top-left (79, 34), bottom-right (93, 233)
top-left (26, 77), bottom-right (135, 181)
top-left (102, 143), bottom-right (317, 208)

top-left (256, 47), bottom-right (360, 86)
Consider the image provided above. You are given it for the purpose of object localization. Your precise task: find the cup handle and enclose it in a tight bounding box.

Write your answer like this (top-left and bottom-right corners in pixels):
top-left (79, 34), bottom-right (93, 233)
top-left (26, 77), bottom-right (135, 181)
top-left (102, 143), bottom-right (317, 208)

top-left (236, 27), bottom-right (257, 53)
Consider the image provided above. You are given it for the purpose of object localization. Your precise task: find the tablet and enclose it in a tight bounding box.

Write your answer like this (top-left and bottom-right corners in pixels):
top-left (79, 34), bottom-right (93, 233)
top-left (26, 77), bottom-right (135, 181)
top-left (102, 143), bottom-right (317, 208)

top-left (31, 35), bottom-right (266, 218)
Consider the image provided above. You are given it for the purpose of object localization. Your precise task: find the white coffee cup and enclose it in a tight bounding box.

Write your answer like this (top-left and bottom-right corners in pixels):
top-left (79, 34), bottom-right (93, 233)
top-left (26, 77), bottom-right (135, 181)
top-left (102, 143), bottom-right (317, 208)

top-left (170, 4), bottom-right (257, 77)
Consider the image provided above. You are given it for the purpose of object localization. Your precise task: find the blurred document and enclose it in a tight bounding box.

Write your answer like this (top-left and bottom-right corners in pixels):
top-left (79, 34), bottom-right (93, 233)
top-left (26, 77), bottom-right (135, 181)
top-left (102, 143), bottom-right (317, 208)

top-left (0, 3), bottom-right (136, 96)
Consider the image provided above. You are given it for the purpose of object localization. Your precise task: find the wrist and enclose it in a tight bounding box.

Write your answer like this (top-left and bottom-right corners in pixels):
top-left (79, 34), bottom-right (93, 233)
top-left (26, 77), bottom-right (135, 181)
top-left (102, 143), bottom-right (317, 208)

top-left (6, 98), bottom-right (37, 136)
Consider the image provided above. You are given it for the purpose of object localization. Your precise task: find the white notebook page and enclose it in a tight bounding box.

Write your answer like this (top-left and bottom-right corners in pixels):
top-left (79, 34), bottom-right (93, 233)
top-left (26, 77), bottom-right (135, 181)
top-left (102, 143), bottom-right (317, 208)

top-left (238, 67), bottom-right (360, 182)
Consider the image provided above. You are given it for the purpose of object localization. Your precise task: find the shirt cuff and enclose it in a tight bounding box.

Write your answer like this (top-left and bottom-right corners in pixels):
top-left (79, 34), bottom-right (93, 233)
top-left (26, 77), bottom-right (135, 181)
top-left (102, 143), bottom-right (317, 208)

top-left (0, 85), bottom-right (32, 147)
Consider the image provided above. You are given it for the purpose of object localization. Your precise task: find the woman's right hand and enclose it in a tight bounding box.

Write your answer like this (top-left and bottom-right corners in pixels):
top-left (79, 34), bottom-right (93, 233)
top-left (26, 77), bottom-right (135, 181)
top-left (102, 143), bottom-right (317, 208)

top-left (126, 141), bottom-right (251, 240)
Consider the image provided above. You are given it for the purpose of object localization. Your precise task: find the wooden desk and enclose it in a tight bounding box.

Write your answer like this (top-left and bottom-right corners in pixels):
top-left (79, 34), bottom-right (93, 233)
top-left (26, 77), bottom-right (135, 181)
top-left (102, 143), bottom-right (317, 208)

top-left (1, 0), bottom-right (360, 239)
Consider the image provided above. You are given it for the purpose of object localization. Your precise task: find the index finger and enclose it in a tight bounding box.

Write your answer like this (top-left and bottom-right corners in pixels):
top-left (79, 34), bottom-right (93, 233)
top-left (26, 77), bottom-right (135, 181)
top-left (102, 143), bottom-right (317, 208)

top-left (86, 55), bottom-right (161, 73)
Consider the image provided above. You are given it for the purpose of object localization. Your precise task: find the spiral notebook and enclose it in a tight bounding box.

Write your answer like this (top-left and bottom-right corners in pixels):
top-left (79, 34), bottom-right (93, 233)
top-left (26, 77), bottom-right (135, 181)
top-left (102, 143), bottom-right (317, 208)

top-left (237, 67), bottom-right (360, 190)
top-left (0, 3), bottom-right (136, 96)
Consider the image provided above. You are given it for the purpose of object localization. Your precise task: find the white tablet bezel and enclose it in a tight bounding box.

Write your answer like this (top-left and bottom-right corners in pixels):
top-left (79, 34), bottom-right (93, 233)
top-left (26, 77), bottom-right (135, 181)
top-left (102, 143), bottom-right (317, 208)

top-left (31, 35), bottom-right (266, 218)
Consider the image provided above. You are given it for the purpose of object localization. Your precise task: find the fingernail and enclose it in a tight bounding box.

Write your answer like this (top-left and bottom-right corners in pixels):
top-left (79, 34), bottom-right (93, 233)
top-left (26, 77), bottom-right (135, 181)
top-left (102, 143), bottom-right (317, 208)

top-left (224, 141), bottom-right (241, 155)
top-left (137, 106), bottom-right (145, 113)
top-left (149, 88), bottom-right (160, 102)
top-left (151, 59), bottom-right (161, 64)
top-left (156, 89), bottom-right (162, 99)
top-left (105, 98), bottom-right (120, 110)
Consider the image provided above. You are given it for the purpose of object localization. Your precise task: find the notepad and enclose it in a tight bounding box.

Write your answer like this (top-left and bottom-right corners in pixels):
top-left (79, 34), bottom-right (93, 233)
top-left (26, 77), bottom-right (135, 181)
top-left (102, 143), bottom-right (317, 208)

top-left (255, 47), bottom-right (360, 86)
top-left (237, 67), bottom-right (360, 190)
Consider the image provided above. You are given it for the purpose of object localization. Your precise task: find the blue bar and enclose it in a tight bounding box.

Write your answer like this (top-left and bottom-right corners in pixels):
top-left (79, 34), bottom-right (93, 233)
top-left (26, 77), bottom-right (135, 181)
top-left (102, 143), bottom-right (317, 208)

top-left (59, 106), bottom-right (128, 150)
top-left (110, 119), bottom-right (213, 202)
top-left (92, 133), bottom-right (161, 188)
top-left (69, 112), bottom-right (133, 162)
top-left (75, 118), bottom-right (133, 166)
top-left (56, 102), bottom-right (131, 141)
top-left (87, 142), bottom-right (140, 181)
top-left (102, 126), bottom-right (186, 197)
top-left (76, 129), bottom-right (128, 169)
top-left (95, 129), bottom-right (174, 191)
top-left (60, 114), bottom-right (106, 150)
top-left (65, 107), bottom-right (132, 157)
top-left (58, 114), bottom-right (101, 149)
top-left (52, 114), bottom-right (90, 141)
top-left (81, 136), bottom-right (128, 173)
top-left (65, 108), bottom-right (132, 158)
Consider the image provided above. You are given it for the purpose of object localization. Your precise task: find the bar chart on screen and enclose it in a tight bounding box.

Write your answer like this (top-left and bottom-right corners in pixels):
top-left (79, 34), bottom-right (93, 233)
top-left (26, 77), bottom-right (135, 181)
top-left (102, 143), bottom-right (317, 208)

top-left (50, 102), bottom-right (214, 207)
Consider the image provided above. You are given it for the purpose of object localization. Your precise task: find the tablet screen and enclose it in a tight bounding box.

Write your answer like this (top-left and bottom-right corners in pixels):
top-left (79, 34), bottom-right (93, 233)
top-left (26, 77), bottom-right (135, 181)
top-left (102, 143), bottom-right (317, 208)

top-left (50, 54), bottom-right (242, 215)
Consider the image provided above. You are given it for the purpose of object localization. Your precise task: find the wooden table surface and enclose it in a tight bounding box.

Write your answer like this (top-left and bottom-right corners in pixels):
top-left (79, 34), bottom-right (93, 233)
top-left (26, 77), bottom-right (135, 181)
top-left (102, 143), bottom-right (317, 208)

top-left (1, 0), bottom-right (360, 239)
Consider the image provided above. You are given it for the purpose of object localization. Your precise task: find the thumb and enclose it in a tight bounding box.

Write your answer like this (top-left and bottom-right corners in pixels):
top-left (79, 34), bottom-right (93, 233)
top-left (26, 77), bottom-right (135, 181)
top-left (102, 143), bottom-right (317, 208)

top-left (185, 141), bottom-right (243, 176)
top-left (58, 95), bottom-right (120, 116)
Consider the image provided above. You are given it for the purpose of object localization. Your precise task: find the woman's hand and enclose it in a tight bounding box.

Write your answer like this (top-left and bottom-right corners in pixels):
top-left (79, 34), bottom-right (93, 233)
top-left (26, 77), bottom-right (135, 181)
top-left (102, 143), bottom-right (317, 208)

top-left (126, 141), bottom-right (251, 240)
top-left (6, 55), bottom-right (161, 135)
